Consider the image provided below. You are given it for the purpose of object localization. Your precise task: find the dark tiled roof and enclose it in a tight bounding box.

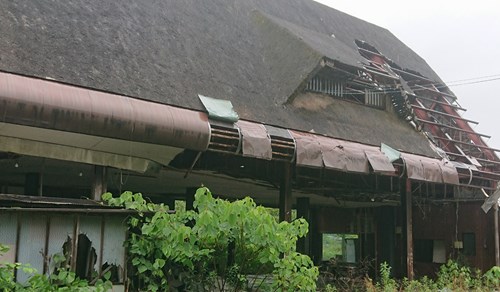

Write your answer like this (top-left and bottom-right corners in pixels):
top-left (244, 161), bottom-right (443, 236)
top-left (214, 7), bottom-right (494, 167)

top-left (0, 0), bottom-right (440, 156)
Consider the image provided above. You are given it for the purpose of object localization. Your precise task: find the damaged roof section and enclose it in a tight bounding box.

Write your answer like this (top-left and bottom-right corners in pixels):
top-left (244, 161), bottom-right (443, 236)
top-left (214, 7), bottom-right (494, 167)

top-left (0, 0), bottom-right (444, 158)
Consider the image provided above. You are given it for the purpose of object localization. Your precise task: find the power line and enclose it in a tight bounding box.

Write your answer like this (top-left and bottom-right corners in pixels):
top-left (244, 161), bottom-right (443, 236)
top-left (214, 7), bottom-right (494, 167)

top-left (447, 76), bottom-right (500, 87)
top-left (445, 73), bottom-right (500, 84)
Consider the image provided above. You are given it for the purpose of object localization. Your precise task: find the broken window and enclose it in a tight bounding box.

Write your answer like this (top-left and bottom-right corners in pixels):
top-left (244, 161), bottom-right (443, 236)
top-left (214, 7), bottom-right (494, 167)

top-left (322, 233), bottom-right (358, 263)
top-left (414, 239), bottom-right (446, 263)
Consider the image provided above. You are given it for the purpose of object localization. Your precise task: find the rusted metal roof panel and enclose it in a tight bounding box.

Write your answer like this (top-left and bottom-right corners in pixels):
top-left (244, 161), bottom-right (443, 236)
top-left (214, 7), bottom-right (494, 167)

top-left (401, 153), bottom-right (426, 181)
top-left (439, 161), bottom-right (460, 185)
top-left (290, 131), bottom-right (323, 168)
top-left (236, 120), bottom-right (272, 160)
top-left (319, 137), bottom-right (370, 173)
top-left (365, 151), bottom-right (396, 174)
top-left (422, 158), bottom-right (443, 183)
top-left (0, 72), bottom-right (211, 151)
top-left (401, 153), bottom-right (454, 184)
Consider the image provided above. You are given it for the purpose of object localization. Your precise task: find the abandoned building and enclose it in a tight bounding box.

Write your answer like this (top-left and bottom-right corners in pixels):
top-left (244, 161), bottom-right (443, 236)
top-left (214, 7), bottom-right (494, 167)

top-left (1, 0), bottom-right (499, 287)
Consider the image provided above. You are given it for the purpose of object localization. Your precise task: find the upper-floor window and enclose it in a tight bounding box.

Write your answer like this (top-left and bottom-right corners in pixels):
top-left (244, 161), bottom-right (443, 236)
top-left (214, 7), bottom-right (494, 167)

top-left (305, 76), bottom-right (385, 109)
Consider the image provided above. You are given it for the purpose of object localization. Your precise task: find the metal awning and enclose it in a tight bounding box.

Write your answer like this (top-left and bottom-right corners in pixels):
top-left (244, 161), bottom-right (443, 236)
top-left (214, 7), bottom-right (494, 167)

top-left (290, 131), bottom-right (395, 174)
top-left (291, 131), bottom-right (323, 168)
top-left (401, 153), bottom-right (459, 184)
top-left (0, 72), bottom-right (211, 151)
top-left (236, 120), bottom-right (272, 160)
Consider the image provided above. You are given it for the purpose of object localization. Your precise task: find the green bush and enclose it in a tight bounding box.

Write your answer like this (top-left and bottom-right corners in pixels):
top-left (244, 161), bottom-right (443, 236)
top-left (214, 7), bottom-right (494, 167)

top-left (361, 260), bottom-right (500, 292)
top-left (103, 187), bottom-right (318, 291)
top-left (0, 244), bottom-right (112, 291)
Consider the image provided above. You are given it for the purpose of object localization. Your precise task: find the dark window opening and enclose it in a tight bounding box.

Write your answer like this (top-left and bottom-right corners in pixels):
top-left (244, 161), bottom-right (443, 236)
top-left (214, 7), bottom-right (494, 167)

top-left (75, 234), bottom-right (97, 280)
top-left (463, 233), bottom-right (476, 256)
top-left (414, 239), bottom-right (433, 263)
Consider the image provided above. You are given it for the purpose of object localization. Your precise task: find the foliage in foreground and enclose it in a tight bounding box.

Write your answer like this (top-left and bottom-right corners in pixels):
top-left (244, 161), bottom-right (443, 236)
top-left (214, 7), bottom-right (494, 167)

top-left (364, 260), bottom-right (500, 292)
top-left (103, 187), bottom-right (319, 291)
top-left (0, 244), bottom-right (112, 291)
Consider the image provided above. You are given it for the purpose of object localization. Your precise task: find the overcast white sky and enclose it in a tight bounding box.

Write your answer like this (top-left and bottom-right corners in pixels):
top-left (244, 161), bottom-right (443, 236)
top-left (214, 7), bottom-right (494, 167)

top-left (316, 0), bottom-right (500, 151)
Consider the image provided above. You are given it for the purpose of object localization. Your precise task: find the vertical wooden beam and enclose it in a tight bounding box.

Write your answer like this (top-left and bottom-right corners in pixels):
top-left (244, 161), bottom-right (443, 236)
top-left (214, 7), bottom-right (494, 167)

top-left (296, 197), bottom-right (311, 255)
top-left (91, 166), bottom-right (107, 201)
top-left (279, 163), bottom-right (293, 222)
top-left (402, 178), bottom-right (414, 280)
top-left (310, 209), bottom-right (323, 265)
top-left (495, 204), bottom-right (500, 266)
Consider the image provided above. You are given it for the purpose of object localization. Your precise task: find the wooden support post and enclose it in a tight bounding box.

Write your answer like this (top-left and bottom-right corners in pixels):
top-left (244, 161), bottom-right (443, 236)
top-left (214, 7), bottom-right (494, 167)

top-left (495, 204), bottom-right (499, 266)
top-left (91, 166), bottom-right (107, 201)
top-left (296, 197), bottom-right (311, 255)
top-left (402, 178), bottom-right (414, 280)
top-left (279, 163), bottom-right (293, 222)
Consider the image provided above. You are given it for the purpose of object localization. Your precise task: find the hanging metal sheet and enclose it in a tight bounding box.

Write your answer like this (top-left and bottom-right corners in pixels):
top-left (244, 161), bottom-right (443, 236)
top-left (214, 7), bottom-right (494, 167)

top-left (365, 150), bottom-right (396, 174)
top-left (438, 160), bottom-right (460, 185)
top-left (320, 138), bottom-right (370, 173)
top-left (198, 94), bottom-right (239, 123)
top-left (381, 143), bottom-right (401, 163)
top-left (290, 131), bottom-right (323, 168)
top-left (421, 157), bottom-right (443, 183)
top-left (401, 153), bottom-right (453, 183)
top-left (236, 120), bottom-right (272, 160)
top-left (401, 153), bottom-right (426, 181)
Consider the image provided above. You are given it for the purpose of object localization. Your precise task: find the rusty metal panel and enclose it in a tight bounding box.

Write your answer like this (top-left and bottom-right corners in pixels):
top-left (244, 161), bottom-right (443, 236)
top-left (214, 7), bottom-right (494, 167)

top-left (421, 158), bottom-right (443, 183)
top-left (289, 131), bottom-right (323, 167)
top-left (365, 150), bottom-right (396, 174)
top-left (17, 214), bottom-right (47, 283)
top-left (47, 215), bottom-right (75, 273)
top-left (401, 153), bottom-right (445, 183)
top-left (401, 153), bottom-right (425, 181)
top-left (102, 216), bottom-right (127, 282)
top-left (319, 137), bottom-right (369, 173)
top-left (0, 72), bottom-right (211, 151)
top-left (0, 213), bottom-right (18, 263)
top-left (236, 120), bottom-right (272, 160)
top-left (439, 160), bottom-right (460, 185)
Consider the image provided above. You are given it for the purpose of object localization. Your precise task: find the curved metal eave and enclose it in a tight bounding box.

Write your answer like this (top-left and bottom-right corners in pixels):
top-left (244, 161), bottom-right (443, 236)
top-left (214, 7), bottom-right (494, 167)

top-left (0, 72), bottom-right (211, 151)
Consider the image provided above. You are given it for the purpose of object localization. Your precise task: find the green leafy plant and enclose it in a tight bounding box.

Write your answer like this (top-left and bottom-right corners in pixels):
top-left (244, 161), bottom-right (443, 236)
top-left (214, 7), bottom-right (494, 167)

top-left (376, 262), bottom-right (397, 292)
top-left (0, 244), bottom-right (112, 291)
top-left (103, 187), bottom-right (319, 291)
top-left (482, 266), bottom-right (500, 289)
top-left (436, 259), bottom-right (472, 291)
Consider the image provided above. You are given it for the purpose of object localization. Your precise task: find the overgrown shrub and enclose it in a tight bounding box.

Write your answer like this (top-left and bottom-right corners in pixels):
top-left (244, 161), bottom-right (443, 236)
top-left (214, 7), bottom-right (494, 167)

top-left (103, 187), bottom-right (318, 291)
top-left (361, 260), bottom-right (500, 292)
top-left (0, 244), bottom-right (112, 291)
